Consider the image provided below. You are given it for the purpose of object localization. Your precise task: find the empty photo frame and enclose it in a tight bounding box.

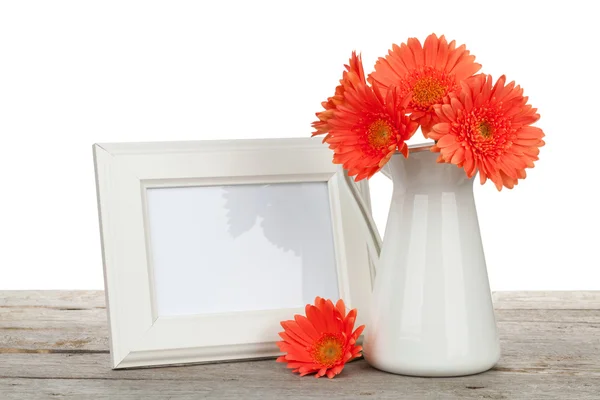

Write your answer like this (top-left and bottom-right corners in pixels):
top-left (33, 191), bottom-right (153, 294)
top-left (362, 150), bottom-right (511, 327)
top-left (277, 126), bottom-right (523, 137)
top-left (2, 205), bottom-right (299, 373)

top-left (93, 138), bottom-right (373, 369)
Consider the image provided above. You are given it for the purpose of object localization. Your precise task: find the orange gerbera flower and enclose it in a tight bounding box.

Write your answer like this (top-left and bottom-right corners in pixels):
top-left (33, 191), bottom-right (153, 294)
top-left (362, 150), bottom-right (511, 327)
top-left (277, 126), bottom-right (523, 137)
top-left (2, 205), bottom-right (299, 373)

top-left (429, 74), bottom-right (545, 190)
top-left (369, 33), bottom-right (481, 135)
top-left (276, 297), bottom-right (365, 379)
top-left (323, 79), bottom-right (418, 181)
top-left (311, 51), bottom-right (366, 136)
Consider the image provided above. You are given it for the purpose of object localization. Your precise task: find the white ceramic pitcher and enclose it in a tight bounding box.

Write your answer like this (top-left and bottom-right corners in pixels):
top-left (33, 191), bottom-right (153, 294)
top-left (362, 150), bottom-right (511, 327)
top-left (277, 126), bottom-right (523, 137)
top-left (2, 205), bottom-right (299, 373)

top-left (342, 144), bottom-right (500, 377)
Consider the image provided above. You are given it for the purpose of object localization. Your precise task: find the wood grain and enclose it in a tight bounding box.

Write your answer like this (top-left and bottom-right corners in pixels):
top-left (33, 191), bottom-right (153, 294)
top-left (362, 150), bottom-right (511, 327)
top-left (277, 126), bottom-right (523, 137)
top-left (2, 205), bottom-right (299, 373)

top-left (492, 291), bottom-right (600, 310)
top-left (1, 291), bottom-right (599, 399)
top-left (0, 291), bottom-right (108, 353)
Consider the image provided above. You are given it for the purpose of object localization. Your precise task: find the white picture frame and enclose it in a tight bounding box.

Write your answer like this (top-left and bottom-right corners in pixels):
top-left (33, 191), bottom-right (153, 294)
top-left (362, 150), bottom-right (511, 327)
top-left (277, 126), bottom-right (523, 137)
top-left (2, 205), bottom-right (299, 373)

top-left (93, 138), bottom-right (373, 369)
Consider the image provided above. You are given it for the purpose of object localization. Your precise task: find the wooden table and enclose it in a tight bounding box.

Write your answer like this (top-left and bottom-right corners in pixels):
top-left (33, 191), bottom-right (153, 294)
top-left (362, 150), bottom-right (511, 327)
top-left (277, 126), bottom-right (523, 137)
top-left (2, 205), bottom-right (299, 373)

top-left (1, 291), bottom-right (599, 399)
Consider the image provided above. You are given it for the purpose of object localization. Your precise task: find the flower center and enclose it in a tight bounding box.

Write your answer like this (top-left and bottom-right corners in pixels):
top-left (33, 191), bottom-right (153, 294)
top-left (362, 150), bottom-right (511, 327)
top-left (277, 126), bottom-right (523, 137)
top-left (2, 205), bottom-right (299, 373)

top-left (478, 121), bottom-right (493, 138)
top-left (311, 334), bottom-right (344, 367)
top-left (367, 119), bottom-right (393, 149)
top-left (454, 107), bottom-right (514, 159)
top-left (412, 76), bottom-right (447, 107)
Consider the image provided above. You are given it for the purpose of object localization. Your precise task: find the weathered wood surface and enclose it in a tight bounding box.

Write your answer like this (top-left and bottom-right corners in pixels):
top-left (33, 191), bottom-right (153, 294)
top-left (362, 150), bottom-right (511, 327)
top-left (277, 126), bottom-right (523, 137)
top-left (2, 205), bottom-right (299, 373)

top-left (492, 291), bottom-right (600, 310)
top-left (1, 291), bottom-right (599, 399)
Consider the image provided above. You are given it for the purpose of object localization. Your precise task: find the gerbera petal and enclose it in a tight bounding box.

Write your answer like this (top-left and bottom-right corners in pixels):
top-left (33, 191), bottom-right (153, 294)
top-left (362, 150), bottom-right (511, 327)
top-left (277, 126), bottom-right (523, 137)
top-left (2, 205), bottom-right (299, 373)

top-left (406, 38), bottom-right (423, 68)
top-left (431, 122), bottom-right (450, 136)
top-left (279, 350), bottom-right (313, 363)
top-left (344, 309), bottom-right (358, 336)
top-left (335, 299), bottom-right (346, 319)
top-left (331, 364), bottom-right (345, 376)
top-left (399, 142), bottom-right (409, 158)
top-left (517, 126), bottom-right (545, 139)
top-left (305, 305), bottom-right (328, 334)
top-left (440, 103), bottom-right (456, 121)
top-left (450, 96), bottom-right (464, 112)
top-left (278, 331), bottom-right (308, 349)
top-left (286, 361), bottom-right (319, 369)
top-left (352, 325), bottom-right (366, 340)
top-left (514, 138), bottom-right (544, 146)
top-left (445, 43), bottom-right (467, 70)
top-left (293, 315), bottom-right (321, 341)
top-left (451, 57), bottom-right (481, 79)
top-left (322, 299), bottom-right (338, 333)
top-left (280, 321), bottom-right (314, 346)
top-left (450, 146), bottom-right (465, 165)
top-left (423, 33), bottom-right (439, 67)
top-left (343, 351), bottom-right (353, 362)
top-left (352, 345), bottom-right (363, 356)
top-left (437, 134), bottom-right (457, 148)
top-left (384, 53), bottom-right (410, 77)
top-left (435, 35), bottom-right (450, 70)
top-left (311, 52), bottom-right (367, 136)
top-left (463, 149), bottom-right (476, 177)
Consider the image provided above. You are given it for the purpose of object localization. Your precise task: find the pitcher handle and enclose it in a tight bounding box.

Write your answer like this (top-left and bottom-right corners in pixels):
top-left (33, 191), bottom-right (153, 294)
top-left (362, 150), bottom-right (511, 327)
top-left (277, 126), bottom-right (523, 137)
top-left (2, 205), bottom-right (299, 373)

top-left (341, 169), bottom-right (383, 266)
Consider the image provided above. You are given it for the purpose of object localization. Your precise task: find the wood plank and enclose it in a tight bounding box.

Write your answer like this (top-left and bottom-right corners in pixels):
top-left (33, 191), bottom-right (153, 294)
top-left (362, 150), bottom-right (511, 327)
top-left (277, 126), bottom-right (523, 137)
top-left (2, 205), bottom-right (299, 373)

top-left (0, 291), bottom-right (105, 309)
top-left (1, 312), bottom-right (599, 381)
top-left (4, 290), bottom-right (600, 310)
top-left (2, 306), bottom-right (598, 353)
top-left (0, 303), bottom-right (109, 352)
top-left (498, 308), bottom-right (600, 324)
top-left (493, 291), bottom-right (600, 309)
top-left (0, 349), bottom-right (599, 380)
top-left (5, 290), bottom-right (600, 309)
top-left (1, 309), bottom-right (599, 374)
top-left (1, 367), bottom-right (599, 400)
top-left (1, 291), bottom-right (599, 354)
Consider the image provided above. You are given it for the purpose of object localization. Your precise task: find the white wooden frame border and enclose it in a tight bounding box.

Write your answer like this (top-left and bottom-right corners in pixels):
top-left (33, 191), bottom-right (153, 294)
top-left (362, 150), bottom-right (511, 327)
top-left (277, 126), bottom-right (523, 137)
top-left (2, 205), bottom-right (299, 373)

top-left (94, 138), bottom-right (372, 369)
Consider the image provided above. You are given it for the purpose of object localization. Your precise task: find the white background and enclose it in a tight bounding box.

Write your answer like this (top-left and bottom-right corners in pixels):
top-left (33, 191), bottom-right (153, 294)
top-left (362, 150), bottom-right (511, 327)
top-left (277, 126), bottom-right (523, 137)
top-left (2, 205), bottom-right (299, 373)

top-left (0, 0), bottom-right (598, 290)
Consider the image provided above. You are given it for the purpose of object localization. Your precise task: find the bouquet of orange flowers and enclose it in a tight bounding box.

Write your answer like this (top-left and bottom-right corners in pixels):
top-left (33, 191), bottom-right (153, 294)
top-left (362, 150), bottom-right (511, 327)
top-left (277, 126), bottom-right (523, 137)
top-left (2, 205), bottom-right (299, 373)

top-left (311, 33), bottom-right (545, 190)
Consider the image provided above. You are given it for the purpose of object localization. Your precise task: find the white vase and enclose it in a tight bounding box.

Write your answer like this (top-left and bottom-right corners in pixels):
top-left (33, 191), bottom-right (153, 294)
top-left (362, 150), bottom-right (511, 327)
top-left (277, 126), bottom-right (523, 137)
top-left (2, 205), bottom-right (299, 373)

top-left (343, 145), bottom-right (500, 377)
